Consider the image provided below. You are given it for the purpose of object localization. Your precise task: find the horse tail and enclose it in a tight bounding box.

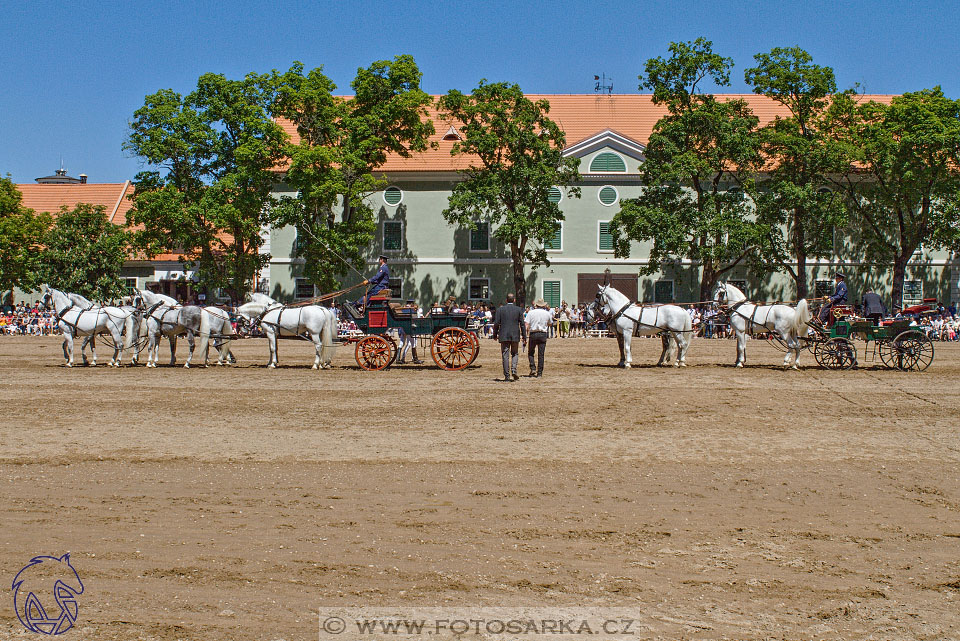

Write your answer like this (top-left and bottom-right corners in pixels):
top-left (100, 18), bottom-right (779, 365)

top-left (320, 308), bottom-right (335, 366)
top-left (794, 298), bottom-right (811, 337)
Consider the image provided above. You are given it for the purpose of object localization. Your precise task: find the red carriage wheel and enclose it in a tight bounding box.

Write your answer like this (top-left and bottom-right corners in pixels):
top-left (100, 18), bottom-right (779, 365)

top-left (466, 331), bottom-right (480, 366)
top-left (355, 335), bottom-right (395, 371)
top-left (430, 327), bottom-right (477, 371)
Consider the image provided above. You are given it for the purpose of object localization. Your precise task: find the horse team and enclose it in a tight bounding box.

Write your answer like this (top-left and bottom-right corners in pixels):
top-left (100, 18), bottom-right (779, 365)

top-left (39, 282), bottom-right (812, 370)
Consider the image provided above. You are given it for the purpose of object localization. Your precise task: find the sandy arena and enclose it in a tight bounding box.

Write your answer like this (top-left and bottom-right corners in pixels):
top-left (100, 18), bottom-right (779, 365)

top-left (1, 334), bottom-right (959, 640)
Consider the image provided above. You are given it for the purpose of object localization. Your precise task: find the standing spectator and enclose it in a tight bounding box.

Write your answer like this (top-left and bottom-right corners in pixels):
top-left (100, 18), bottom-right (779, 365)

top-left (558, 302), bottom-right (570, 338)
top-left (493, 293), bottom-right (526, 382)
top-left (525, 298), bottom-right (553, 377)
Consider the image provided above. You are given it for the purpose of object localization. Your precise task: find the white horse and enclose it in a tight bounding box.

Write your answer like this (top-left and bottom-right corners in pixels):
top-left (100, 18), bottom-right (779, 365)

top-left (593, 285), bottom-right (693, 368)
top-left (40, 288), bottom-right (130, 367)
top-left (68, 293), bottom-right (147, 366)
top-left (713, 282), bottom-right (812, 369)
top-left (235, 293), bottom-right (336, 369)
top-left (196, 306), bottom-right (237, 366)
top-left (136, 289), bottom-right (203, 368)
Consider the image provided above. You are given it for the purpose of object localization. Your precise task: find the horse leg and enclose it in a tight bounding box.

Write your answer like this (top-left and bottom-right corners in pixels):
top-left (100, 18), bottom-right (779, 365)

top-left (623, 331), bottom-right (633, 368)
top-left (783, 333), bottom-right (800, 370)
top-left (183, 331), bottom-right (195, 369)
top-left (736, 330), bottom-right (746, 367)
top-left (168, 335), bottom-right (178, 367)
top-left (615, 330), bottom-right (626, 367)
top-left (269, 330), bottom-right (279, 368)
top-left (656, 334), bottom-right (669, 366)
top-left (678, 332), bottom-right (689, 367)
top-left (311, 332), bottom-right (322, 370)
top-left (64, 333), bottom-right (75, 367)
top-left (112, 328), bottom-right (124, 367)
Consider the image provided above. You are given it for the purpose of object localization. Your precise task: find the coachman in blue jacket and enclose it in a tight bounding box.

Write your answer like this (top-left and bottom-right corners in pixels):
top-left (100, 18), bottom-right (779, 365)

top-left (355, 255), bottom-right (390, 308)
top-left (818, 272), bottom-right (848, 324)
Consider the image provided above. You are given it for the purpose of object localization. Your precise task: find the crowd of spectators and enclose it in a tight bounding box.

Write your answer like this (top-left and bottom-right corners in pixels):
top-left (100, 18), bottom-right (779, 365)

top-left (0, 302), bottom-right (59, 336)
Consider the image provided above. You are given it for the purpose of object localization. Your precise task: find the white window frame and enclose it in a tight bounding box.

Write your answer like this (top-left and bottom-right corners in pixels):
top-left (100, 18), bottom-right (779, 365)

top-left (468, 277), bottom-right (491, 301)
top-left (382, 186), bottom-right (403, 207)
top-left (589, 151), bottom-right (627, 173)
top-left (294, 278), bottom-right (317, 300)
top-left (902, 280), bottom-right (923, 307)
top-left (544, 221), bottom-right (563, 253)
top-left (542, 280), bottom-right (562, 308)
top-left (468, 222), bottom-right (491, 253)
top-left (597, 185), bottom-right (620, 207)
top-left (597, 220), bottom-right (614, 253)
top-left (382, 220), bottom-right (403, 252)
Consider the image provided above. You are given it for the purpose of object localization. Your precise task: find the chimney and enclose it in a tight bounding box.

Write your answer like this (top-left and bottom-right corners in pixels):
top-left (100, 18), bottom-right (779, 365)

top-left (79, 174), bottom-right (87, 184)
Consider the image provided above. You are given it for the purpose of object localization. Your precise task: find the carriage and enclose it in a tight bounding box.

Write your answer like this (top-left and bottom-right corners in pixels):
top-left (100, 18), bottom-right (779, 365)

top-left (806, 312), bottom-right (934, 371)
top-left (339, 296), bottom-right (480, 371)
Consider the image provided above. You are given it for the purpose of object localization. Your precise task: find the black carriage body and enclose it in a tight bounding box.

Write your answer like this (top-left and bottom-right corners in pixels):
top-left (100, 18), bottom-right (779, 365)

top-left (346, 298), bottom-right (470, 337)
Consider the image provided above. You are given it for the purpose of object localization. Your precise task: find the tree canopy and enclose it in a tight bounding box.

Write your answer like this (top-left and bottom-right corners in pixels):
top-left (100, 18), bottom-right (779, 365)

top-left (744, 47), bottom-right (849, 298)
top-left (271, 55), bottom-right (435, 292)
top-left (0, 176), bottom-right (50, 304)
top-left (125, 70), bottom-right (288, 302)
top-left (611, 39), bottom-right (764, 300)
top-left (39, 203), bottom-right (131, 300)
top-left (438, 80), bottom-right (580, 306)
top-left (827, 87), bottom-right (960, 307)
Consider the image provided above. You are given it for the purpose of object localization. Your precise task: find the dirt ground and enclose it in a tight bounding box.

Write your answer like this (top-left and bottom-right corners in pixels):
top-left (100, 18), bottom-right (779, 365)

top-left (1, 334), bottom-right (959, 641)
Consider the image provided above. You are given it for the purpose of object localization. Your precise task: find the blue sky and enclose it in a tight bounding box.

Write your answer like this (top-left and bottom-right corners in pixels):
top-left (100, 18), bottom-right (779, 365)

top-left (2, 0), bottom-right (958, 185)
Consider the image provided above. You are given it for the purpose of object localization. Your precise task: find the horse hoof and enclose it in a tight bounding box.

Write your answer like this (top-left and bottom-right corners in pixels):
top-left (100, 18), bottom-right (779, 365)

top-left (311, 365), bottom-right (318, 370)
top-left (679, 362), bottom-right (687, 367)
top-left (736, 362), bottom-right (743, 368)
top-left (791, 364), bottom-right (799, 370)
top-left (268, 364), bottom-right (276, 369)
top-left (624, 363), bottom-right (631, 369)
top-left (183, 364), bottom-right (190, 369)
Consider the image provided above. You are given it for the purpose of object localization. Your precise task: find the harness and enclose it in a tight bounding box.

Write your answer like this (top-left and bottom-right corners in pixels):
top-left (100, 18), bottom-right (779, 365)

top-left (719, 297), bottom-right (774, 334)
top-left (597, 294), bottom-right (682, 337)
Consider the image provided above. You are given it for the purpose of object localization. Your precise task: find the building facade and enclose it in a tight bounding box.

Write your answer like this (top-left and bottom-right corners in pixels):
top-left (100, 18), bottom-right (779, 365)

top-left (266, 94), bottom-right (960, 310)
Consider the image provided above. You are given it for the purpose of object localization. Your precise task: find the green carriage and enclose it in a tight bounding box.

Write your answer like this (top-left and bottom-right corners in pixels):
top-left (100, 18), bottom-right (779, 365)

top-left (808, 316), bottom-right (934, 371)
top-left (340, 297), bottom-right (479, 371)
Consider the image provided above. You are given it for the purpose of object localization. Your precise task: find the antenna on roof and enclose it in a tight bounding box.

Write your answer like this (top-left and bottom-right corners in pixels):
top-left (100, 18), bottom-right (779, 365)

top-left (594, 73), bottom-right (613, 95)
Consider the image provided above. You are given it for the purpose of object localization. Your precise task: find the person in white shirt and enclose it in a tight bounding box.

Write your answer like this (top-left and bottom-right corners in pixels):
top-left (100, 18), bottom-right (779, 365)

top-left (525, 298), bottom-right (554, 377)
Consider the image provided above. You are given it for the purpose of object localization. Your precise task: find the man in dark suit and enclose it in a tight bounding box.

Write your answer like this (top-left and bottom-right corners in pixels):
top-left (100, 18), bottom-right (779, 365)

top-left (493, 293), bottom-right (527, 382)
top-left (862, 288), bottom-right (887, 324)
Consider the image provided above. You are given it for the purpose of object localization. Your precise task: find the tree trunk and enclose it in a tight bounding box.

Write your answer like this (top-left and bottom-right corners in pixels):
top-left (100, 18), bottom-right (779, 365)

top-left (891, 253), bottom-right (909, 311)
top-left (794, 209), bottom-right (808, 299)
top-left (699, 258), bottom-right (716, 303)
top-left (509, 241), bottom-right (527, 307)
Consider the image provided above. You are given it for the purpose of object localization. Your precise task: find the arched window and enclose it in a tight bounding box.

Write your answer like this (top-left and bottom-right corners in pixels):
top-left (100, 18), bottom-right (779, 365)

top-left (589, 152), bottom-right (626, 173)
top-left (547, 187), bottom-right (563, 203)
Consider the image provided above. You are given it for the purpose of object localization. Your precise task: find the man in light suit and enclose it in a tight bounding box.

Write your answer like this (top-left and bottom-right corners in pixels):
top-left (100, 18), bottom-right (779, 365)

top-left (493, 293), bottom-right (527, 382)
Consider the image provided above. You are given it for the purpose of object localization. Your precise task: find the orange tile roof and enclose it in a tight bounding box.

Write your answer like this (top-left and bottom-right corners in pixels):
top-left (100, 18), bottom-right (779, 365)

top-left (17, 181), bottom-right (135, 225)
top-left (278, 93), bottom-right (896, 173)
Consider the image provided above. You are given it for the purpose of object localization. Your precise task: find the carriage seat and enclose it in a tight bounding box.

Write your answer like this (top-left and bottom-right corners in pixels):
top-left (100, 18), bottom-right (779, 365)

top-left (828, 304), bottom-right (853, 326)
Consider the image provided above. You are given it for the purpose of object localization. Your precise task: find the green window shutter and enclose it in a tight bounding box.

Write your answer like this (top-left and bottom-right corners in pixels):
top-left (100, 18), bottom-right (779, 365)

top-left (470, 222), bottom-right (490, 251)
top-left (383, 221), bottom-right (402, 250)
top-left (547, 187), bottom-right (562, 203)
top-left (384, 186), bottom-right (402, 205)
top-left (543, 281), bottom-right (561, 308)
top-left (598, 186), bottom-right (618, 206)
top-left (543, 225), bottom-right (562, 251)
top-left (598, 222), bottom-right (614, 251)
top-left (590, 152), bottom-right (626, 172)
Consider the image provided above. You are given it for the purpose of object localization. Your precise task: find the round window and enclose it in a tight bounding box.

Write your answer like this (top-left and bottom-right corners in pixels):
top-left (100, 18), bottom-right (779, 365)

top-left (383, 186), bottom-right (403, 206)
top-left (548, 187), bottom-right (563, 204)
top-left (598, 186), bottom-right (619, 206)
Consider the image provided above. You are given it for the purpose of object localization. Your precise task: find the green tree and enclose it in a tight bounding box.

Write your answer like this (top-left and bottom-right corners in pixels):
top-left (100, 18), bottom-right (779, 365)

top-left (744, 47), bottom-right (849, 298)
top-left (272, 56), bottom-right (435, 292)
top-left (828, 88), bottom-right (960, 307)
top-left (125, 71), bottom-right (288, 302)
top-left (39, 203), bottom-right (131, 300)
top-left (611, 39), bottom-right (764, 301)
top-left (438, 81), bottom-right (581, 306)
top-left (0, 176), bottom-right (50, 304)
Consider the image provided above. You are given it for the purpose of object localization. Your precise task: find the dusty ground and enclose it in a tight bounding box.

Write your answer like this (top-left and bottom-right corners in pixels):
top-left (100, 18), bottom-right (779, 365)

top-left (1, 334), bottom-right (959, 640)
